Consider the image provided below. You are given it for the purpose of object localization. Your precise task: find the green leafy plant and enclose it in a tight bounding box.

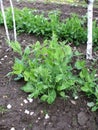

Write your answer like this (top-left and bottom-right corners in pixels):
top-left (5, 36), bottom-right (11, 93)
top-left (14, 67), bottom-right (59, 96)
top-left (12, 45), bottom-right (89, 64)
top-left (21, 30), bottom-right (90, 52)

top-left (0, 106), bottom-right (7, 113)
top-left (93, 21), bottom-right (98, 48)
top-left (2, 7), bottom-right (98, 46)
top-left (0, 7), bottom-right (87, 45)
top-left (60, 14), bottom-right (87, 45)
top-left (10, 34), bottom-right (81, 104)
top-left (75, 60), bottom-right (98, 111)
top-left (8, 34), bottom-right (98, 111)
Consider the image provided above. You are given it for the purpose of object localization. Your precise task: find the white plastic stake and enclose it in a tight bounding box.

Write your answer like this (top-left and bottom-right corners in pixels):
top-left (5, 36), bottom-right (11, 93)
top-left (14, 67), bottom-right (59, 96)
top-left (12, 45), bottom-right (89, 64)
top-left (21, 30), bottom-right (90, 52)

top-left (9, 0), bottom-right (17, 42)
top-left (0, 0), bottom-right (10, 42)
top-left (86, 0), bottom-right (94, 59)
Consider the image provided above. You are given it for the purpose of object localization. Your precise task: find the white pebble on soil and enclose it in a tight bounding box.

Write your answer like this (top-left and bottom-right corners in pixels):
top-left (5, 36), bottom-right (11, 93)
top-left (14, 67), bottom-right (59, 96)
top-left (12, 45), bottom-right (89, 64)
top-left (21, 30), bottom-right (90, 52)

top-left (27, 98), bottom-right (33, 103)
top-left (30, 112), bottom-right (34, 116)
top-left (24, 110), bottom-right (30, 114)
top-left (7, 104), bottom-right (12, 109)
top-left (20, 103), bottom-right (23, 106)
top-left (45, 114), bottom-right (50, 119)
top-left (23, 99), bottom-right (28, 104)
top-left (1, 58), bottom-right (4, 61)
top-left (4, 55), bottom-right (7, 58)
top-left (10, 127), bottom-right (15, 130)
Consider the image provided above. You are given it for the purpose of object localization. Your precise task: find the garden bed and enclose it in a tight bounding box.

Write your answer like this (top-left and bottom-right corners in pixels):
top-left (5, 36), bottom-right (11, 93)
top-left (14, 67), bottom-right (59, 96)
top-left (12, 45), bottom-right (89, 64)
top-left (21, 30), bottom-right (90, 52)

top-left (0, 1), bottom-right (98, 130)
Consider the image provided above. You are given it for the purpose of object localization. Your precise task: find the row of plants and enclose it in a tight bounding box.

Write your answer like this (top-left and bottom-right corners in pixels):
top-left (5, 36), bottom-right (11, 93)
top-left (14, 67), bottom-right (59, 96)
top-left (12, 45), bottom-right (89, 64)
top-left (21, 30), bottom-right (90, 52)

top-left (1, 7), bottom-right (98, 111)
top-left (8, 34), bottom-right (98, 111)
top-left (0, 7), bottom-right (98, 46)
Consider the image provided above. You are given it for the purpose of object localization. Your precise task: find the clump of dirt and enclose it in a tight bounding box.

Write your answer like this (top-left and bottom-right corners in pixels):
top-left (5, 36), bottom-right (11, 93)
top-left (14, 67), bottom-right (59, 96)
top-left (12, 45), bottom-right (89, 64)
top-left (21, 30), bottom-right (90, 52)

top-left (0, 1), bottom-right (98, 130)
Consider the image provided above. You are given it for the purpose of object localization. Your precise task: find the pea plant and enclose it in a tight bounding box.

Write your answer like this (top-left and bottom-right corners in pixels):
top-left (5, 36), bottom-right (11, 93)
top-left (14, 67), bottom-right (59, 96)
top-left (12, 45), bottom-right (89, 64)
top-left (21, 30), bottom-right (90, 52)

top-left (9, 34), bottom-right (80, 104)
top-left (7, 33), bottom-right (98, 111)
top-left (1, 3), bottom-right (98, 111)
top-left (75, 60), bottom-right (98, 111)
top-left (0, 7), bottom-right (87, 45)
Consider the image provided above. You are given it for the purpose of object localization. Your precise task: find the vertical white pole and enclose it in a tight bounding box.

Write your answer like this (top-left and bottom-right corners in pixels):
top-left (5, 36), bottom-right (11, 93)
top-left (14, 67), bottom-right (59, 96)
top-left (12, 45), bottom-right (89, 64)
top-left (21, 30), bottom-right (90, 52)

top-left (9, 0), bottom-right (17, 42)
top-left (86, 0), bottom-right (94, 59)
top-left (0, 0), bottom-right (10, 42)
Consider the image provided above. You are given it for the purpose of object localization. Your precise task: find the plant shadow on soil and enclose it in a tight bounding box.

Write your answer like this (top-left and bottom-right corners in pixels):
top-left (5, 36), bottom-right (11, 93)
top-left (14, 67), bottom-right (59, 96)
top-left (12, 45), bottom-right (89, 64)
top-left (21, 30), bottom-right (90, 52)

top-left (0, 0), bottom-right (98, 130)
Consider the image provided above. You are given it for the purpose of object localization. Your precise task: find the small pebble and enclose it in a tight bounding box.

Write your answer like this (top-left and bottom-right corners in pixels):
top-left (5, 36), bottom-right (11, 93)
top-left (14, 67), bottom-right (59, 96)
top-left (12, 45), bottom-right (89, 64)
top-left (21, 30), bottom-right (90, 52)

top-left (70, 100), bottom-right (76, 105)
top-left (40, 110), bottom-right (43, 114)
top-left (20, 103), bottom-right (23, 106)
top-left (24, 110), bottom-right (30, 114)
top-left (1, 58), bottom-right (4, 61)
top-left (4, 55), bottom-right (7, 58)
top-left (10, 127), bottom-right (15, 130)
top-left (38, 117), bottom-right (41, 120)
top-left (74, 96), bottom-right (78, 99)
top-left (3, 95), bottom-right (8, 98)
top-left (30, 112), bottom-right (34, 116)
top-left (23, 99), bottom-right (28, 104)
top-left (36, 120), bottom-right (38, 123)
top-left (27, 98), bottom-right (33, 103)
top-left (95, 74), bottom-right (98, 77)
top-left (19, 109), bottom-right (22, 112)
top-left (7, 104), bottom-right (12, 109)
top-left (45, 114), bottom-right (50, 119)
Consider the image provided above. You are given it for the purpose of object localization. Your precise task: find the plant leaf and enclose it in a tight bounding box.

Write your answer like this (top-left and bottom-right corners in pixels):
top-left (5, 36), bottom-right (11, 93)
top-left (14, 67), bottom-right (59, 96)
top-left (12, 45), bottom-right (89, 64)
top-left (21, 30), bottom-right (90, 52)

top-left (12, 58), bottom-right (24, 74)
top-left (23, 46), bottom-right (30, 57)
top-left (8, 41), bottom-right (22, 55)
top-left (21, 82), bottom-right (34, 93)
top-left (47, 90), bottom-right (56, 104)
top-left (64, 45), bottom-right (72, 56)
top-left (41, 95), bottom-right (48, 102)
top-left (75, 60), bottom-right (85, 70)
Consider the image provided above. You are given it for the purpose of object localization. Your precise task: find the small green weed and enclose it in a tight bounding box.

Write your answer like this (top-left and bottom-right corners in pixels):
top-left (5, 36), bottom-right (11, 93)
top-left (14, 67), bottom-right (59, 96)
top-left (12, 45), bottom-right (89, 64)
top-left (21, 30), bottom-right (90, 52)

top-left (0, 106), bottom-right (7, 113)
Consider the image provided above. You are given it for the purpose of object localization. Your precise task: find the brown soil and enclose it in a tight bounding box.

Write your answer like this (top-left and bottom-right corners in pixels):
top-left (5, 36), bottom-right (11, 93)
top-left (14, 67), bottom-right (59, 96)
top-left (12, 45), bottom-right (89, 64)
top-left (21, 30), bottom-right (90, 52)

top-left (0, 1), bottom-right (98, 130)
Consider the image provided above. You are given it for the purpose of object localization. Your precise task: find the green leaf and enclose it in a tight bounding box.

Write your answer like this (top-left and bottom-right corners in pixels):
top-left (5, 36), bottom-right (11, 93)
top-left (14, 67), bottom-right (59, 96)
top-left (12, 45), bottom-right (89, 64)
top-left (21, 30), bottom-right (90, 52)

top-left (64, 45), bottom-right (72, 56)
top-left (79, 71), bottom-right (84, 79)
top-left (47, 90), bottom-right (56, 104)
top-left (57, 83), bottom-right (69, 91)
top-left (59, 91), bottom-right (67, 99)
top-left (41, 95), bottom-right (48, 102)
top-left (81, 69), bottom-right (92, 82)
top-left (14, 74), bottom-right (23, 81)
top-left (55, 74), bottom-right (63, 82)
top-left (81, 85), bottom-right (90, 93)
top-left (74, 51), bottom-right (82, 56)
top-left (23, 46), bottom-right (30, 57)
top-left (91, 106), bottom-right (98, 111)
top-left (12, 58), bottom-right (24, 74)
top-left (8, 41), bottom-right (22, 55)
top-left (75, 60), bottom-right (85, 70)
top-left (23, 71), bottom-right (30, 81)
top-left (21, 82), bottom-right (34, 93)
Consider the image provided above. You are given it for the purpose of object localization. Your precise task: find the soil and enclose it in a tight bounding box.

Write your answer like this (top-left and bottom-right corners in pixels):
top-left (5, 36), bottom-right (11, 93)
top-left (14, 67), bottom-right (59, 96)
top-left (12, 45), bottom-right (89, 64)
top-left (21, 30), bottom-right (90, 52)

top-left (0, 1), bottom-right (98, 130)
